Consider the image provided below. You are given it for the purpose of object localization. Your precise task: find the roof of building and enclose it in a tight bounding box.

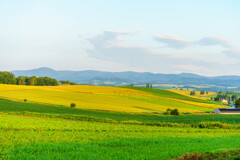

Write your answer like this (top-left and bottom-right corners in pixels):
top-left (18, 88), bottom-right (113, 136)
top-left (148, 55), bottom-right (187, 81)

top-left (216, 108), bottom-right (240, 112)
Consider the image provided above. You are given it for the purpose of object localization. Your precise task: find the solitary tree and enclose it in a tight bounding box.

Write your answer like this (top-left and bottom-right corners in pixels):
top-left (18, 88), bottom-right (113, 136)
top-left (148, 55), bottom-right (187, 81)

top-left (71, 103), bottom-right (76, 108)
top-left (150, 83), bottom-right (153, 88)
top-left (170, 109), bottom-right (179, 116)
top-left (146, 83), bottom-right (151, 88)
top-left (200, 91), bottom-right (205, 95)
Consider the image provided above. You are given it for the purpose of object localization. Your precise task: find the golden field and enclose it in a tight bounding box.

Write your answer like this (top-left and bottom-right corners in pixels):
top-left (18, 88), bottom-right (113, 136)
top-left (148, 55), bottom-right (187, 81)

top-left (0, 84), bottom-right (222, 113)
top-left (168, 89), bottom-right (217, 98)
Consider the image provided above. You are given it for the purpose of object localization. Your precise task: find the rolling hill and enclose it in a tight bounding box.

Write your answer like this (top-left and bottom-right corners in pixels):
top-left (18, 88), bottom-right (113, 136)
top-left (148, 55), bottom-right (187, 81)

top-left (0, 84), bottom-right (222, 113)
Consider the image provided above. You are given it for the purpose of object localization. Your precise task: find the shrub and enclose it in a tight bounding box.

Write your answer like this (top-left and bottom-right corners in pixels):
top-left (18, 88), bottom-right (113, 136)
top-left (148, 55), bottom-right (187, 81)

top-left (121, 120), bottom-right (143, 125)
top-left (24, 99), bottom-right (27, 102)
top-left (163, 108), bottom-right (172, 115)
top-left (182, 112), bottom-right (191, 115)
top-left (166, 108), bottom-right (172, 112)
top-left (198, 121), bottom-right (231, 129)
top-left (170, 109), bottom-right (179, 116)
top-left (70, 103), bottom-right (76, 108)
top-left (163, 112), bottom-right (170, 115)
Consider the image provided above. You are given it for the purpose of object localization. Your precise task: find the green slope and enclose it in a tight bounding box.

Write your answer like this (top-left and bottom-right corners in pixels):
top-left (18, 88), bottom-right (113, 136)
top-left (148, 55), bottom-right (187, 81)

top-left (123, 86), bottom-right (222, 105)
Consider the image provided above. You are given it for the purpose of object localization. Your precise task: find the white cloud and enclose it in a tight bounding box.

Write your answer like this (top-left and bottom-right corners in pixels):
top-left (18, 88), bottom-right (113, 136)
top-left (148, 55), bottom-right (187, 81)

top-left (154, 34), bottom-right (192, 49)
top-left (86, 30), bottom-right (133, 48)
top-left (79, 31), bottom-right (240, 75)
top-left (154, 34), bottom-right (240, 58)
top-left (196, 37), bottom-right (235, 49)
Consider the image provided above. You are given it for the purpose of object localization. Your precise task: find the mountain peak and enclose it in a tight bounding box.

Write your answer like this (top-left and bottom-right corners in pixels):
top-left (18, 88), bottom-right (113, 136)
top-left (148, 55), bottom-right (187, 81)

top-left (178, 73), bottom-right (203, 78)
top-left (33, 67), bottom-right (55, 72)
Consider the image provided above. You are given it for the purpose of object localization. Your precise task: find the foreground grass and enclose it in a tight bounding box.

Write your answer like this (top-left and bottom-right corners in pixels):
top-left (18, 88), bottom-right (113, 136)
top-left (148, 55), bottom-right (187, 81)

top-left (6, 138), bottom-right (240, 160)
top-left (1, 115), bottom-right (240, 160)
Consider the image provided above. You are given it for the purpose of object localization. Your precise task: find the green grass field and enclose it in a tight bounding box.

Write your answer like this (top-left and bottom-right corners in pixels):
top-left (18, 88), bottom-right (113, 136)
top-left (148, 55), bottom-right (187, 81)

top-left (1, 115), bottom-right (240, 160)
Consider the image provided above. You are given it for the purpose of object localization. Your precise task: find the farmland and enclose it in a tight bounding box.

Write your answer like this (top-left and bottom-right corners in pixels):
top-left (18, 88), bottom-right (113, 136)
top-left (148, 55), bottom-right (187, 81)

top-left (0, 98), bottom-right (238, 125)
top-left (167, 89), bottom-right (217, 98)
top-left (1, 84), bottom-right (240, 159)
top-left (0, 84), bottom-right (222, 113)
top-left (1, 0), bottom-right (238, 159)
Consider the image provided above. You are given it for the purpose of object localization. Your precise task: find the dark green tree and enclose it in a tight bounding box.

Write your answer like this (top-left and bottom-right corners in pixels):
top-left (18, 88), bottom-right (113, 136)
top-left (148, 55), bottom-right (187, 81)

top-left (71, 103), bottom-right (76, 108)
top-left (170, 109), bottom-right (179, 116)
top-left (200, 91), bottom-right (205, 95)
top-left (0, 71), bottom-right (16, 84)
top-left (190, 91), bottom-right (196, 95)
top-left (235, 98), bottom-right (240, 108)
top-left (146, 83), bottom-right (150, 88)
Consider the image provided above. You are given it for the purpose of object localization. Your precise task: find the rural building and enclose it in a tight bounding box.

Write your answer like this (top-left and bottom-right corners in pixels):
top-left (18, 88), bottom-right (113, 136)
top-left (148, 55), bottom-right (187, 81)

top-left (220, 99), bottom-right (228, 104)
top-left (214, 108), bottom-right (240, 114)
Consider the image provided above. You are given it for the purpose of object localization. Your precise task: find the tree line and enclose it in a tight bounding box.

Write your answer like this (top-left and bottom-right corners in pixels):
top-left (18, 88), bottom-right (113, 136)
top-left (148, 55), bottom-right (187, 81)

top-left (0, 71), bottom-right (58, 86)
top-left (211, 92), bottom-right (240, 107)
top-left (146, 83), bottom-right (153, 88)
top-left (59, 80), bottom-right (77, 85)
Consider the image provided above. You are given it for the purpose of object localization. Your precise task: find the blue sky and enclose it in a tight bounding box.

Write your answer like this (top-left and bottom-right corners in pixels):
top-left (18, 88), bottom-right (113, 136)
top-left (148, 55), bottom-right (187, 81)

top-left (0, 0), bottom-right (239, 76)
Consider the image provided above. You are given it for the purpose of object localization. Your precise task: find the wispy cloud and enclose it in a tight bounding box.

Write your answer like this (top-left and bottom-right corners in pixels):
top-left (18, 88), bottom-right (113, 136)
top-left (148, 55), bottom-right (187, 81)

top-left (82, 31), bottom-right (156, 71)
top-left (197, 37), bottom-right (235, 49)
top-left (154, 34), bottom-right (240, 57)
top-left (79, 31), bottom-right (240, 75)
top-left (86, 30), bottom-right (133, 48)
top-left (84, 30), bottom-right (152, 59)
top-left (154, 35), bottom-right (192, 49)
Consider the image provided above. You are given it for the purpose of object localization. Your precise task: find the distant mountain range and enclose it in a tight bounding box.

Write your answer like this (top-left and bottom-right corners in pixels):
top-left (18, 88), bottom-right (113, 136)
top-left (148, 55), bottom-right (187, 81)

top-left (11, 67), bottom-right (240, 91)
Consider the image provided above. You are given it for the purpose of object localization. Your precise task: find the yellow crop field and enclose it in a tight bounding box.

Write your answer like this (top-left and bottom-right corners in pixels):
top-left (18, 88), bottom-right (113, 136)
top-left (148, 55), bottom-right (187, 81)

top-left (168, 89), bottom-right (217, 98)
top-left (0, 84), bottom-right (222, 113)
top-left (49, 85), bottom-right (156, 97)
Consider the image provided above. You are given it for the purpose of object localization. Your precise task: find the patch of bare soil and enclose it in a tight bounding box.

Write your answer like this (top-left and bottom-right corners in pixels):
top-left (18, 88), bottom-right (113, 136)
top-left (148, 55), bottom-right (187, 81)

top-left (174, 150), bottom-right (240, 160)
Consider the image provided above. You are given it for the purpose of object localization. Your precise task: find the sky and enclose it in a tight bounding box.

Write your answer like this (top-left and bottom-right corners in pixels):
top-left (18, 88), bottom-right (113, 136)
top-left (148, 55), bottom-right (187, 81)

top-left (0, 0), bottom-right (239, 76)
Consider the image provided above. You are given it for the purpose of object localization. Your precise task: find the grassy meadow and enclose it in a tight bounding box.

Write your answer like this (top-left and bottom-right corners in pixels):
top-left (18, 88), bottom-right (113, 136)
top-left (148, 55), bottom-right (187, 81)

top-left (1, 84), bottom-right (240, 159)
